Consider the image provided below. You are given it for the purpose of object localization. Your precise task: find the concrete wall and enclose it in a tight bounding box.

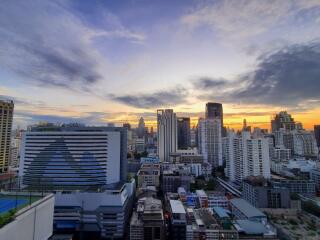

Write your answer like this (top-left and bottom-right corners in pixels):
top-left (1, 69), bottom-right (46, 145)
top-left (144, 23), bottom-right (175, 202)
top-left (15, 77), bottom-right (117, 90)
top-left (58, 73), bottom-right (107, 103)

top-left (0, 194), bottom-right (54, 240)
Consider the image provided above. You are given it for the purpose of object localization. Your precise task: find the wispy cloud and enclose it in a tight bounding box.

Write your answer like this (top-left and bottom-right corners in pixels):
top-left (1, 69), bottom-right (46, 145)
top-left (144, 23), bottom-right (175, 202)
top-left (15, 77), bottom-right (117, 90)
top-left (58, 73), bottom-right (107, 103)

top-left (181, 0), bottom-right (320, 41)
top-left (0, 0), bottom-right (145, 91)
top-left (110, 86), bottom-right (189, 109)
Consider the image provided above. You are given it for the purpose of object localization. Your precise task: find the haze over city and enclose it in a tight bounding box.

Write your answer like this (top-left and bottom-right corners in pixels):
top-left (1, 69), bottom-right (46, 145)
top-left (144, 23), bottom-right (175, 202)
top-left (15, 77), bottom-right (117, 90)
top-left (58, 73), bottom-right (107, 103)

top-left (1, 0), bottom-right (320, 129)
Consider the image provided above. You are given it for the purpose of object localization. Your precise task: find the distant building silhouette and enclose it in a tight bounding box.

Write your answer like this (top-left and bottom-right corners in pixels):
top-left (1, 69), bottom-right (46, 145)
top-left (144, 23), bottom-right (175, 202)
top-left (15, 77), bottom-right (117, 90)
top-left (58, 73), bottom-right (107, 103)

top-left (177, 117), bottom-right (191, 149)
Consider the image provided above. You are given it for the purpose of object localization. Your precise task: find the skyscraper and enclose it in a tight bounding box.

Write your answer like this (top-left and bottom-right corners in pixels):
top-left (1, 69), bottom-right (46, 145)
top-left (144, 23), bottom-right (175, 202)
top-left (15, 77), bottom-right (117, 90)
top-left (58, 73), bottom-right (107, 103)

top-left (0, 100), bottom-right (14, 173)
top-left (205, 102), bottom-right (224, 136)
top-left (157, 109), bottom-right (177, 162)
top-left (137, 117), bottom-right (146, 138)
top-left (314, 125), bottom-right (320, 148)
top-left (271, 111), bottom-right (296, 132)
top-left (177, 117), bottom-right (191, 149)
top-left (198, 118), bottom-right (222, 168)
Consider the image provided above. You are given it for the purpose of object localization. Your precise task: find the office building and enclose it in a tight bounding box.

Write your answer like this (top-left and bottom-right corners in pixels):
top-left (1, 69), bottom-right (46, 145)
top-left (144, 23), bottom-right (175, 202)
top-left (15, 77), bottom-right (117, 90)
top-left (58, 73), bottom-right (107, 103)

top-left (130, 197), bottom-right (165, 240)
top-left (205, 102), bottom-right (223, 124)
top-left (157, 109), bottom-right (177, 162)
top-left (271, 179), bottom-right (316, 197)
top-left (55, 181), bottom-right (135, 239)
top-left (137, 117), bottom-right (147, 138)
top-left (271, 111), bottom-right (296, 132)
top-left (242, 177), bottom-right (290, 208)
top-left (0, 100), bottom-right (14, 173)
top-left (314, 125), bottom-right (320, 147)
top-left (177, 117), bottom-right (191, 149)
top-left (198, 118), bottom-right (222, 167)
top-left (224, 131), bottom-right (271, 182)
top-left (19, 125), bottom-right (127, 190)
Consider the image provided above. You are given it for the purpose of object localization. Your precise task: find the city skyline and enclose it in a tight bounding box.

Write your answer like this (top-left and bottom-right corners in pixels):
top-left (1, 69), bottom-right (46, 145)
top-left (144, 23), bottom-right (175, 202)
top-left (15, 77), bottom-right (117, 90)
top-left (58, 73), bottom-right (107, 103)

top-left (1, 0), bottom-right (320, 130)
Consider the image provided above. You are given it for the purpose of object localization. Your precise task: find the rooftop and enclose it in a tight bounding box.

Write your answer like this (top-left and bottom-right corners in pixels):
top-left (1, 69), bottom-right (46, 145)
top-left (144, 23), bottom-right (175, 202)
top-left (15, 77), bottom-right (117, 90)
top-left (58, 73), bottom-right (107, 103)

top-left (170, 200), bottom-right (186, 214)
top-left (213, 207), bottom-right (231, 218)
top-left (230, 198), bottom-right (266, 219)
top-left (233, 220), bottom-right (271, 235)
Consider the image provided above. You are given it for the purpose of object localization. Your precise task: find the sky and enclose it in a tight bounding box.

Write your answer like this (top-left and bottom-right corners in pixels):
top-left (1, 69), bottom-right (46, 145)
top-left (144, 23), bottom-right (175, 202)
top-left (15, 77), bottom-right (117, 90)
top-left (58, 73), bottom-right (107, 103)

top-left (1, 0), bottom-right (320, 130)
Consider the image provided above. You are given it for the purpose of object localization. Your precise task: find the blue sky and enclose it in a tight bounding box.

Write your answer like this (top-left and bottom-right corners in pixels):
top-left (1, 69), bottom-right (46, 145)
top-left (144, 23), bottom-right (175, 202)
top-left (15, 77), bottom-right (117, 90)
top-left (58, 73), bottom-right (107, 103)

top-left (1, 0), bottom-right (320, 129)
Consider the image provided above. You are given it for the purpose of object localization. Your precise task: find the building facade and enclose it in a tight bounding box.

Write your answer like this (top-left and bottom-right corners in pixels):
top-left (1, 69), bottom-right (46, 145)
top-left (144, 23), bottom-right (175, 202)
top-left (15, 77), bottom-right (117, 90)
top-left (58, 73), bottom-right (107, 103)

top-left (314, 125), bottom-right (320, 148)
top-left (0, 100), bottom-right (14, 173)
top-left (54, 181), bottom-right (135, 239)
top-left (224, 131), bottom-right (271, 182)
top-left (177, 117), bottom-right (191, 150)
top-left (19, 126), bottom-right (127, 190)
top-left (157, 109), bottom-right (177, 162)
top-left (198, 118), bottom-right (222, 168)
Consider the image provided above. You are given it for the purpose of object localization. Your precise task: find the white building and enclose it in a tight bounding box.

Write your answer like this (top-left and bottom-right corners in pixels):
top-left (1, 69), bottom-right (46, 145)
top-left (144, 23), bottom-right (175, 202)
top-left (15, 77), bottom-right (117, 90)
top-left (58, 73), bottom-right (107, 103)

top-left (157, 109), bottom-right (177, 162)
top-left (224, 131), bottom-right (270, 182)
top-left (19, 126), bottom-right (125, 189)
top-left (198, 118), bottom-right (222, 167)
top-left (293, 131), bottom-right (318, 157)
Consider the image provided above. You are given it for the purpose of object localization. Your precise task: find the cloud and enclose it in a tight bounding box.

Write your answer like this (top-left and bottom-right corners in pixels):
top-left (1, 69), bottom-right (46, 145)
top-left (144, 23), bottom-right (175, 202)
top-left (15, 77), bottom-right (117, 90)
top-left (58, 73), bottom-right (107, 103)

top-left (181, 0), bottom-right (320, 41)
top-left (110, 87), bottom-right (188, 109)
top-left (0, 0), bottom-right (145, 90)
top-left (194, 41), bottom-right (320, 108)
top-left (192, 77), bottom-right (228, 89)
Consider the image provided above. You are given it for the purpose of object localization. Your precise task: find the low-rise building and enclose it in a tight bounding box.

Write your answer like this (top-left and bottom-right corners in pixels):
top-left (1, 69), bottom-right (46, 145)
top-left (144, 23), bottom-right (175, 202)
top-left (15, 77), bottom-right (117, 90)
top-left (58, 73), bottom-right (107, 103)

top-left (196, 190), bottom-right (208, 208)
top-left (54, 181), bottom-right (135, 239)
top-left (169, 200), bottom-right (187, 240)
top-left (186, 208), bottom-right (238, 240)
top-left (162, 169), bottom-right (192, 193)
top-left (130, 197), bottom-right (165, 240)
top-left (230, 198), bottom-right (267, 222)
top-left (207, 192), bottom-right (229, 209)
top-left (137, 164), bottom-right (161, 188)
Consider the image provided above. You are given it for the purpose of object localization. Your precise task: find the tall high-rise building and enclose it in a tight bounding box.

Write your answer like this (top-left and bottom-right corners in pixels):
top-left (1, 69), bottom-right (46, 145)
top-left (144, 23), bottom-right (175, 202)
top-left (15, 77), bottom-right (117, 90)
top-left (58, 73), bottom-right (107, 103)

top-left (0, 100), bottom-right (14, 173)
top-left (224, 131), bottom-right (271, 182)
top-left (137, 117), bottom-right (146, 138)
top-left (198, 118), bottom-right (222, 168)
top-left (205, 102), bottom-right (224, 135)
top-left (314, 125), bottom-right (320, 148)
top-left (177, 117), bottom-right (191, 150)
top-left (271, 111), bottom-right (296, 132)
top-left (19, 125), bottom-right (127, 189)
top-left (157, 109), bottom-right (177, 162)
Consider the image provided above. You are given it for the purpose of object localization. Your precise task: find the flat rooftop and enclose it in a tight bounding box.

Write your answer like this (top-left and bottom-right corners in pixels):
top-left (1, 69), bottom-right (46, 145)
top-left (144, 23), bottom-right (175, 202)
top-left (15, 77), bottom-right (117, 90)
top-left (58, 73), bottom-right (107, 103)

top-left (170, 200), bottom-right (186, 214)
top-left (230, 198), bottom-right (266, 219)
